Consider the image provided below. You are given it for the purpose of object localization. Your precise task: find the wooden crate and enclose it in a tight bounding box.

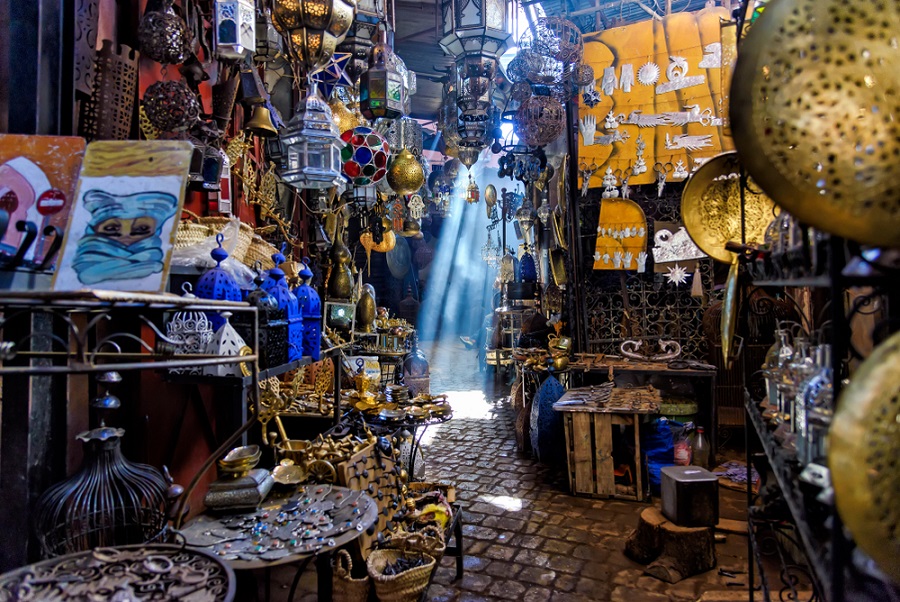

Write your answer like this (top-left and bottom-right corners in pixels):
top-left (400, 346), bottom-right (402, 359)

top-left (555, 387), bottom-right (660, 502)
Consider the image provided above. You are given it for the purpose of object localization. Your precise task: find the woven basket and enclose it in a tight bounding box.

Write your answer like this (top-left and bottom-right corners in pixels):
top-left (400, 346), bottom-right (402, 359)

top-left (366, 545), bottom-right (435, 602)
top-left (244, 234), bottom-right (278, 271)
top-left (384, 525), bottom-right (446, 564)
top-left (197, 215), bottom-right (253, 262)
top-left (333, 550), bottom-right (370, 602)
top-left (175, 210), bottom-right (214, 250)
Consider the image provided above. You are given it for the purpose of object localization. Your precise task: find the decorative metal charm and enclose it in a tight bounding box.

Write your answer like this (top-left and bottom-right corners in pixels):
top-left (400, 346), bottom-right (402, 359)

top-left (142, 80), bottom-right (200, 133)
top-left (662, 104), bottom-right (722, 127)
top-left (579, 161), bottom-right (599, 197)
top-left (582, 87), bottom-right (601, 108)
top-left (665, 133), bottom-right (713, 151)
top-left (600, 66), bottom-right (618, 96)
top-left (618, 110), bottom-right (666, 128)
top-left (604, 111), bottom-right (619, 130)
top-left (619, 339), bottom-right (682, 361)
top-left (407, 194), bottom-right (425, 219)
top-left (601, 167), bottom-right (619, 199)
top-left (653, 226), bottom-right (707, 263)
top-left (619, 63), bottom-right (634, 92)
top-left (595, 130), bottom-right (630, 147)
top-left (672, 160), bottom-right (689, 180)
top-left (633, 135), bottom-right (648, 175)
top-left (138, 0), bottom-right (191, 65)
top-left (665, 263), bottom-right (689, 286)
top-left (656, 57), bottom-right (706, 94)
top-left (637, 62), bottom-right (660, 86)
top-left (698, 42), bottom-right (722, 69)
top-left (654, 162), bottom-right (672, 197)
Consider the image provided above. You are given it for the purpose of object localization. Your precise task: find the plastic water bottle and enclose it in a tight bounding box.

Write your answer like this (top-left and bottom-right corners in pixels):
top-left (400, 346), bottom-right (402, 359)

top-left (691, 427), bottom-right (710, 469)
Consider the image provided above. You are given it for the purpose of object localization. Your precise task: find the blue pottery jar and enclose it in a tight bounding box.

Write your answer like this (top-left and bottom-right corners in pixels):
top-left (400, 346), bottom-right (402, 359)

top-left (293, 257), bottom-right (322, 361)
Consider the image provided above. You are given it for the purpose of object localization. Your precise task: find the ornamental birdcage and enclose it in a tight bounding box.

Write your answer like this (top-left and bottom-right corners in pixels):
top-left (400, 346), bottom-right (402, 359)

top-left (34, 426), bottom-right (168, 558)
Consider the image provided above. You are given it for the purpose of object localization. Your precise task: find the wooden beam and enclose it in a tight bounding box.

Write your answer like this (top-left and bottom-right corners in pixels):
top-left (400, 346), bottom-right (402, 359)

top-left (396, 25), bottom-right (435, 42)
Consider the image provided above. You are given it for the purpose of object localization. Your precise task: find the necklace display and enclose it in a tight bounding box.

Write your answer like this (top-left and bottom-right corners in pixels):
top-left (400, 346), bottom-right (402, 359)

top-left (181, 486), bottom-right (377, 562)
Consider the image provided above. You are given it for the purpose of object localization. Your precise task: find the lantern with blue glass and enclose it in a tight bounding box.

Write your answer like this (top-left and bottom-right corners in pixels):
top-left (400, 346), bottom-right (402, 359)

top-left (293, 258), bottom-right (322, 361)
top-left (195, 233), bottom-right (243, 331)
top-left (519, 244), bottom-right (537, 283)
top-left (214, 0), bottom-right (256, 60)
top-left (262, 249), bottom-right (303, 362)
top-left (232, 264), bottom-right (289, 369)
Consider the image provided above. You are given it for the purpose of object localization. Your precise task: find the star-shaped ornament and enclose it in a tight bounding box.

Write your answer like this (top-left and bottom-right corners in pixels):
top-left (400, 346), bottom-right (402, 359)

top-left (665, 264), bottom-right (689, 286)
top-left (582, 88), bottom-right (601, 108)
top-left (311, 52), bottom-right (354, 99)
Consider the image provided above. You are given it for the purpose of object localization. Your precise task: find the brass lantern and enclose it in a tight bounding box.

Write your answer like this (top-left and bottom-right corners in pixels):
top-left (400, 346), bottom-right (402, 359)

top-left (280, 86), bottom-right (346, 190)
top-left (359, 31), bottom-right (404, 120)
top-left (466, 173), bottom-right (480, 204)
top-left (387, 148), bottom-right (425, 197)
top-left (272, 0), bottom-right (357, 74)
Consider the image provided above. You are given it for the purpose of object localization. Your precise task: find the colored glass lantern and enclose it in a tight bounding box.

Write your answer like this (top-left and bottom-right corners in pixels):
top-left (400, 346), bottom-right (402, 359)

top-left (214, 0), bottom-right (256, 59)
top-left (466, 173), bottom-right (480, 204)
top-left (271, 0), bottom-right (356, 74)
top-left (519, 247), bottom-right (537, 283)
top-left (280, 85), bottom-right (345, 190)
top-left (336, 0), bottom-right (385, 84)
top-left (293, 258), bottom-right (322, 360)
top-left (340, 126), bottom-right (391, 186)
top-left (262, 249), bottom-right (303, 362)
top-left (195, 233), bottom-right (243, 332)
top-left (359, 33), bottom-right (405, 120)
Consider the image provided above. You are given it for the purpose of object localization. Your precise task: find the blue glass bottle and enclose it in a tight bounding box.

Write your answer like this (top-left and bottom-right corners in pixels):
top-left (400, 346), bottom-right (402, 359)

top-left (519, 245), bottom-right (537, 283)
top-left (293, 257), bottom-right (322, 361)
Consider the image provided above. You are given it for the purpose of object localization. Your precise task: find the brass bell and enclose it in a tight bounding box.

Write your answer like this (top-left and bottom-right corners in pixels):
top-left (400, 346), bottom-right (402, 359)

top-left (245, 104), bottom-right (278, 138)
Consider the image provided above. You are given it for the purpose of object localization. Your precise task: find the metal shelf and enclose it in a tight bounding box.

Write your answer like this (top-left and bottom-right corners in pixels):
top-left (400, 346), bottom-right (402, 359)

top-left (745, 396), bottom-right (830, 597)
top-left (166, 357), bottom-right (311, 387)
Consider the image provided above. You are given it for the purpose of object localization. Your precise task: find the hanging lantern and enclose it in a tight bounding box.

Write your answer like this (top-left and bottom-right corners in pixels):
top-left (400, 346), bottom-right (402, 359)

top-left (387, 148), bottom-right (425, 196)
top-left (166, 283), bottom-right (214, 375)
top-left (340, 125), bottom-right (391, 186)
top-left (336, 0), bottom-right (385, 84)
top-left (383, 117), bottom-right (423, 155)
top-left (142, 80), bottom-right (201, 133)
top-left (280, 85), bottom-right (346, 190)
top-left (233, 268), bottom-right (289, 369)
top-left (439, 0), bottom-right (510, 64)
top-left (329, 95), bottom-right (360, 134)
top-left (466, 173), bottom-right (480, 204)
top-left (271, 0), bottom-right (356, 74)
top-left (203, 312), bottom-right (249, 377)
top-left (457, 147), bottom-right (482, 169)
top-left (514, 94), bottom-right (565, 148)
top-left (537, 193), bottom-right (552, 225)
top-left (254, 9), bottom-right (284, 62)
top-left (293, 258), bottom-right (322, 361)
top-left (214, 0), bottom-right (256, 59)
top-left (138, 0), bottom-right (191, 65)
top-left (262, 250), bottom-right (303, 362)
top-left (195, 234), bottom-right (243, 331)
top-left (359, 32), bottom-right (405, 120)
top-left (519, 246), bottom-right (537, 283)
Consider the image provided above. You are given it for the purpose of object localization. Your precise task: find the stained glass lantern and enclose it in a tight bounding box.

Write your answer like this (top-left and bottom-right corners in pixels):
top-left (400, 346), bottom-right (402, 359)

top-left (195, 234), bottom-right (243, 332)
top-left (254, 9), bottom-right (284, 62)
top-left (262, 250), bottom-right (303, 362)
top-left (203, 312), bottom-right (249, 377)
top-left (166, 283), bottom-right (214, 376)
top-left (214, 0), bottom-right (256, 60)
top-left (293, 258), bottom-right (322, 360)
top-left (519, 246), bottom-right (537, 283)
top-left (466, 174), bottom-right (480, 204)
top-left (272, 0), bottom-right (356, 74)
top-left (340, 126), bottom-right (392, 186)
top-left (280, 86), bottom-right (345, 190)
top-left (359, 33), bottom-right (405, 120)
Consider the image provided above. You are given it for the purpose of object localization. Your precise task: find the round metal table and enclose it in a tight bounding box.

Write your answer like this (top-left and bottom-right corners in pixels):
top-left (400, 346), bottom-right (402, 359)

top-left (0, 544), bottom-right (236, 602)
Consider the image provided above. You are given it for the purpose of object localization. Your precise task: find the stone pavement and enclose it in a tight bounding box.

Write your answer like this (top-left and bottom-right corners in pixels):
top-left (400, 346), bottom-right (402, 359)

top-left (274, 339), bottom-right (751, 601)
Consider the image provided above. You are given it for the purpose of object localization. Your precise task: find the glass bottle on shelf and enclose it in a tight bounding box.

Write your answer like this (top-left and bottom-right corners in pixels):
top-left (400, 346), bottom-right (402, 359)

top-left (775, 335), bottom-right (808, 442)
top-left (794, 344), bottom-right (831, 465)
top-left (763, 326), bottom-right (792, 409)
top-left (806, 347), bottom-right (835, 466)
top-left (789, 341), bottom-right (818, 435)
top-left (691, 427), bottom-right (710, 469)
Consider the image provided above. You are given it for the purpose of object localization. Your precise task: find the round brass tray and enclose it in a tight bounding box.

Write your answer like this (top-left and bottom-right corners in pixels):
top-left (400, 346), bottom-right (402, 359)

top-left (730, 0), bottom-right (900, 247)
top-left (830, 330), bottom-right (900, 583)
top-left (681, 151), bottom-right (777, 264)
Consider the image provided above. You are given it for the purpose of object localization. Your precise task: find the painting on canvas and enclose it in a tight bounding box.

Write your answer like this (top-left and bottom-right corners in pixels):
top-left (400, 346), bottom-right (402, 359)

top-left (52, 141), bottom-right (193, 292)
top-left (0, 134), bottom-right (86, 267)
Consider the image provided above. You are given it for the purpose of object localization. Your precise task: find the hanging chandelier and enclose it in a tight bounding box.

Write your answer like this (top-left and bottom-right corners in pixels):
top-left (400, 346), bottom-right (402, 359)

top-left (271, 0), bottom-right (357, 75)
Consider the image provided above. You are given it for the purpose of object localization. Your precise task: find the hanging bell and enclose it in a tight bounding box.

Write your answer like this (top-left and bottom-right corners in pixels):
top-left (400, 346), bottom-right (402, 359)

top-left (245, 104), bottom-right (279, 138)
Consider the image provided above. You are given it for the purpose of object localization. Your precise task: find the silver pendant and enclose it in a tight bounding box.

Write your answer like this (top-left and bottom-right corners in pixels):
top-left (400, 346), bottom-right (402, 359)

top-left (698, 43), bottom-right (722, 68)
top-left (673, 160), bottom-right (689, 179)
top-left (656, 57), bottom-right (706, 94)
top-left (619, 64), bottom-right (634, 93)
top-left (665, 133), bottom-right (713, 151)
top-left (637, 62), bottom-right (660, 86)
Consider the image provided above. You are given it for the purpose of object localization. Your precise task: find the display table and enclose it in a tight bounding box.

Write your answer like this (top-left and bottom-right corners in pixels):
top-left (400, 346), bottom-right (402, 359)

top-left (180, 485), bottom-right (378, 602)
top-left (554, 386), bottom-right (661, 501)
top-left (0, 544), bottom-right (236, 601)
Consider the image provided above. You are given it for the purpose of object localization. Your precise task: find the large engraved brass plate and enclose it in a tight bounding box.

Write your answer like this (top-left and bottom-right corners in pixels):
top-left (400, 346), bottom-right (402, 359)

top-left (730, 0), bottom-right (900, 247)
top-left (830, 329), bottom-right (900, 583)
top-left (682, 151), bottom-right (777, 264)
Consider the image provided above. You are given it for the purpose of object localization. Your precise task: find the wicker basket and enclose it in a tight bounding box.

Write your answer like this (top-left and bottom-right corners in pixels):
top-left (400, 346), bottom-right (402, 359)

top-left (243, 234), bottom-right (278, 271)
top-left (196, 215), bottom-right (253, 263)
top-left (384, 525), bottom-right (446, 564)
top-left (175, 211), bottom-right (214, 250)
top-left (333, 550), bottom-right (370, 602)
top-left (366, 545), bottom-right (435, 602)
